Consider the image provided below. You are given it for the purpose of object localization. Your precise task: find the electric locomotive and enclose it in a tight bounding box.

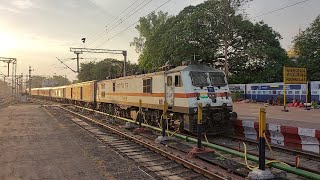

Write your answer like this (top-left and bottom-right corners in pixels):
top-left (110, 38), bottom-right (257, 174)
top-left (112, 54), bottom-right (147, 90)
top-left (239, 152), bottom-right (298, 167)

top-left (31, 64), bottom-right (235, 135)
top-left (96, 64), bottom-right (234, 134)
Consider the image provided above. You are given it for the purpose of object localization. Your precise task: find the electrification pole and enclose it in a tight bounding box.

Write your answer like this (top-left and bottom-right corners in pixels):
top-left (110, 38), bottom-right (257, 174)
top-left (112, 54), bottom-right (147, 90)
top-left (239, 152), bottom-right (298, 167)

top-left (69, 48), bottom-right (128, 76)
top-left (28, 66), bottom-right (32, 94)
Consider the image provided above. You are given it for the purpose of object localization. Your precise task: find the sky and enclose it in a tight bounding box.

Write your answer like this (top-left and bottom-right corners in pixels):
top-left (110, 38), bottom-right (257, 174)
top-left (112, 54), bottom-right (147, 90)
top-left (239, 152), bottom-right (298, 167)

top-left (0, 0), bottom-right (319, 81)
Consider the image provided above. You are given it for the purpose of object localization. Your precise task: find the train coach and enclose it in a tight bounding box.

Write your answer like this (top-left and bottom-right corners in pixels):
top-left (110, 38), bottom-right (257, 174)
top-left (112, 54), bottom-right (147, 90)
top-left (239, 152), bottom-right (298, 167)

top-left (229, 81), bottom-right (320, 102)
top-left (32, 64), bottom-right (235, 135)
top-left (65, 81), bottom-right (96, 107)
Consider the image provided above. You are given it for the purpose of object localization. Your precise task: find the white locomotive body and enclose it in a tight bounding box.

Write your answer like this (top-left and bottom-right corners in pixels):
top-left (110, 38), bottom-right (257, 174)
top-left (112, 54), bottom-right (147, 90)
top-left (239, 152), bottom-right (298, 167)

top-left (96, 64), bottom-right (233, 134)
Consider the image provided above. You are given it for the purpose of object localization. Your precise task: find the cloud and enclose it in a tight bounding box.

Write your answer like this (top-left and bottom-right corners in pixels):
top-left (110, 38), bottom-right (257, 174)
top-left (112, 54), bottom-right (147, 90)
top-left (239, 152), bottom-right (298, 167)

top-left (11, 0), bottom-right (33, 9)
top-left (0, 5), bottom-right (20, 13)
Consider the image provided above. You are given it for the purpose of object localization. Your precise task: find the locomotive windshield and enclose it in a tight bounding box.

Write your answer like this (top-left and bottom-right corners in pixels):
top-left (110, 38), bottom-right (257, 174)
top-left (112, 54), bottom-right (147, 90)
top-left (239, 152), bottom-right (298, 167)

top-left (209, 72), bottom-right (226, 86)
top-left (189, 72), bottom-right (209, 87)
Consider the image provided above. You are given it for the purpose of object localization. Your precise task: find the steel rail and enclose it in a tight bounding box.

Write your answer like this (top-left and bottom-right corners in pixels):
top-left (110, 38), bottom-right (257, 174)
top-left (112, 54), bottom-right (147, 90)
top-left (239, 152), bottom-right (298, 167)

top-left (65, 104), bottom-right (320, 180)
top-left (60, 106), bottom-right (228, 180)
top-left (209, 136), bottom-right (320, 175)
top-left (226, 135), bottom-right (320, 161)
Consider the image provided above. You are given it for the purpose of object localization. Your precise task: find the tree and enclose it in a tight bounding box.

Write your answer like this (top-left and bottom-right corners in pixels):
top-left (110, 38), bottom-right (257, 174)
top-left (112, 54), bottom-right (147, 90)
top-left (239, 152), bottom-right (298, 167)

top-left (293, 15), bottom-right (320, 80)
top-left (50, 75), bottom-right (71, 86)
top-left (26, 75), bottom-right (71, 88)
top-left (130, 11), bottom-right (170, 54)
top-left (29, 76), bottom-right (46, 88)
top-left (132, 0), bottom-right (289, 83)
top-left (77, 58), bottom-right (141, 82)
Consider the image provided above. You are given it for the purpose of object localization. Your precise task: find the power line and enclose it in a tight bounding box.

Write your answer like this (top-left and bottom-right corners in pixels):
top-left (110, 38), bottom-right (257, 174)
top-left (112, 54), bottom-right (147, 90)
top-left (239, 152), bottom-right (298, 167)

top-left (252, 0), bottom-right (311, 19)
top-left (95, 0), bottom-right (173, 49)
top-left (53, 0), bottom-right (152, 73)
top-left (87, 0), bottom-right (154, 47)
top-left (85, 0), bottom-right (142, 46)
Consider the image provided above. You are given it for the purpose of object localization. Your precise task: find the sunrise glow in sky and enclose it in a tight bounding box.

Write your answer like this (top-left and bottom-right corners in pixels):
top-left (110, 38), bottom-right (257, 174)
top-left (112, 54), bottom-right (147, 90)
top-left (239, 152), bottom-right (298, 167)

top-left (0, 0), bottom-right (319, 80)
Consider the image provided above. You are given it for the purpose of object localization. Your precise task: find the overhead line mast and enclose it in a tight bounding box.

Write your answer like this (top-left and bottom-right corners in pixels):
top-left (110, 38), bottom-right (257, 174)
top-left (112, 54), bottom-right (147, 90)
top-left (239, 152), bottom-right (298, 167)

top-left (69, 48), bottom-right (128, 77)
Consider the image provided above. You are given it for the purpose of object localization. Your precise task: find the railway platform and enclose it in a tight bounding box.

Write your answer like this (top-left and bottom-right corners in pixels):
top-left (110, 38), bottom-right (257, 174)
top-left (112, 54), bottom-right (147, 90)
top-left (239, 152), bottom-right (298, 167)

top-left (233, 103), bottom-right (320, 154)
top-left (0, 103), bottom-right (152, 179)
top-left (234, 103), bottom-right (320, 129)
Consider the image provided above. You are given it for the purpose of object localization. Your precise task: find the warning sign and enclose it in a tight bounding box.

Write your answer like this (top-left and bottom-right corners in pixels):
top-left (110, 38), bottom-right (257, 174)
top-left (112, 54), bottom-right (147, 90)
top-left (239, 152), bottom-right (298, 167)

top-left (284, 67), bottom-right (306, 84)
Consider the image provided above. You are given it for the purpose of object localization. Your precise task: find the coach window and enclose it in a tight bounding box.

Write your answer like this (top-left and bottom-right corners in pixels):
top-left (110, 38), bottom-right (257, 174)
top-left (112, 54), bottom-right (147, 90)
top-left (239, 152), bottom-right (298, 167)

top-left (175, 75), bottom-right (183, 87)
top-left (167, 76), bottom-right (172, 86)
top-left (143, 78), bottom-right (152, 93)
top-left (288, 91), bottom-right (293, 95)
top-left (71, 88), bottom-right (73, 98)
top-left (113, 82), bottom-right (116, 92)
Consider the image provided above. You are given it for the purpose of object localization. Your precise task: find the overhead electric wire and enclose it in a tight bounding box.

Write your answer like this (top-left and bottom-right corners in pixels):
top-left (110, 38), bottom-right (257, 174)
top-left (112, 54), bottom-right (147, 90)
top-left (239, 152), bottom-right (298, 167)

top-left (252, 0), bottom-right (311, 19)
top-left (87, 0), bottom-right (154, 47)
top-left (94, 0), bottom-right (173, 49)
top-left (85, 0), bottom-right (142, 47)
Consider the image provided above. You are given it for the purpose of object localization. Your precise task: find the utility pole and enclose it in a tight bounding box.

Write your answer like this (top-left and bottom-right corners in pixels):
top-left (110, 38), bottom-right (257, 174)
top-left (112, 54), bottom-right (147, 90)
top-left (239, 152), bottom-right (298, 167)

top-left (123, 51), bottom-right (127, 77)
top-left (76, 52), bottom-right (81, 73)
top-left (69, 48), bottom-right (128, 76)
top-left (29, 66), bottom-right (32, 94)
top-left (7, 62), bottom-right (10, 76)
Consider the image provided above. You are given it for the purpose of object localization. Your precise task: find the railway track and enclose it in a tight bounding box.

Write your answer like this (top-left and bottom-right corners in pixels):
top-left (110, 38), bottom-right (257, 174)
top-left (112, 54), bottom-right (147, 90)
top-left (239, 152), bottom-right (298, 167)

top-left (0, 96), bottom-right (15, 108)
top-left (40, 103), bottom-right (240, 180)
top-left (207, 135), bottom-right (320, 175)
top-left (32, 98), bottom-right (320, 179)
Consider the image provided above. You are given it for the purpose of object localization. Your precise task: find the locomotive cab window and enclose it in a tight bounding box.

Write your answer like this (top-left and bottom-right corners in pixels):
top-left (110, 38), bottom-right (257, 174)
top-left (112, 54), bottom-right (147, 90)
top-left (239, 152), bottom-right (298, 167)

top-left (209, 72), bottom-right (226, 86)
top-left (167, 76), bottom-right (172, 86)
top-left (175, 75), bottom-right (183, 87)
top-left (143, 78), bottom-right (152, 93)
top-left (189, 72), bottom-right (209, 87)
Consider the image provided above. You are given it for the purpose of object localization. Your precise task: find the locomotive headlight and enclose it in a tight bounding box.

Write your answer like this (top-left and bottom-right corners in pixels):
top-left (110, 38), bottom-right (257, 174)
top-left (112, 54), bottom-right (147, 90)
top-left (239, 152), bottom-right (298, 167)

top-left (208, 93), bottom-right (217, 103)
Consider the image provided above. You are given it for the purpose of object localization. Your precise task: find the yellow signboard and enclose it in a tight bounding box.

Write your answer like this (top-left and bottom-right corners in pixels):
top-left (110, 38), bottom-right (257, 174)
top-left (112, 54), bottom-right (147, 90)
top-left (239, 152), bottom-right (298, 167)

top-left (283, 67), bottom-right (306, 84)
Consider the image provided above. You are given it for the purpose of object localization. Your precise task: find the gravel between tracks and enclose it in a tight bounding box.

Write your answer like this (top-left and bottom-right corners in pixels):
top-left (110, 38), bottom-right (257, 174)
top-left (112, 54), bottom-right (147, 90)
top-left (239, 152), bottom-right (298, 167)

top-left (0, 103), bottom-right (154, 179)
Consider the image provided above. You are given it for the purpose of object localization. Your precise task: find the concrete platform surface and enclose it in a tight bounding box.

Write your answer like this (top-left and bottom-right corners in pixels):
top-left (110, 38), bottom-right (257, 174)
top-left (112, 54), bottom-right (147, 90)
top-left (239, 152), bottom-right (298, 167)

top-left (234, 103), bottom-right (320, 129)
top-left (0, 104), bottom-right (153, 179)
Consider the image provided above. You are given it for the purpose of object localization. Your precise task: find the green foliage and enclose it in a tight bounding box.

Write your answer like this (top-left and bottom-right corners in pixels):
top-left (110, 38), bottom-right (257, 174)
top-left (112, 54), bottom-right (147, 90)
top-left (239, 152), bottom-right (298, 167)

top-left (77, 58), bottom-right (141, 82)
top-left (29, 76), bottom-right (46, 88)
top-left (27, 75), bottom-right (71, 88)
top-left (131, 0), bottom-right (291, 84)
top-left (231, 91), bottom-right (245, 101)
top-left (51, 75), bottom-right (71, 86)
top-left (293, 15), bottom-right (320, 80)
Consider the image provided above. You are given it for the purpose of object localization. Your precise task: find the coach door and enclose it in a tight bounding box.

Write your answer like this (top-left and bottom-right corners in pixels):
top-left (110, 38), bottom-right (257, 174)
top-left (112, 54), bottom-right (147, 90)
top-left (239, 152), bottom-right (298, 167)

top-left (166, 75), bottom-right (174, 107)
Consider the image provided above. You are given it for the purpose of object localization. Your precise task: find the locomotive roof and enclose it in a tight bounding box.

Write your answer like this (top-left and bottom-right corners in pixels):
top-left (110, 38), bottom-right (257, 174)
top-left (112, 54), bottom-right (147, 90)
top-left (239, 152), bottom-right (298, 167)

top-left (166, 64), bottom-right (223, 73)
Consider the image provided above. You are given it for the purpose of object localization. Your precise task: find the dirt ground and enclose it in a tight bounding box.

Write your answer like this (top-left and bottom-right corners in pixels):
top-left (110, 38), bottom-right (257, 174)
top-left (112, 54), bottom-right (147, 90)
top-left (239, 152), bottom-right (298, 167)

top-left (0, 103), bottom-right (153, 180)
top-left (233, 103), bottom-right (320, 129)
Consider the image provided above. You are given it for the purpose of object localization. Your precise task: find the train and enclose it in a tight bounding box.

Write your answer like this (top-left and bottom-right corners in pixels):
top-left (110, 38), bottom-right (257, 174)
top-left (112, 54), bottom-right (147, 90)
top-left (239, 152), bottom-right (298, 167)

top-left (31, 64), bottom-right (235, 135)
top-left (229, 81), bottom-right (320, 103)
